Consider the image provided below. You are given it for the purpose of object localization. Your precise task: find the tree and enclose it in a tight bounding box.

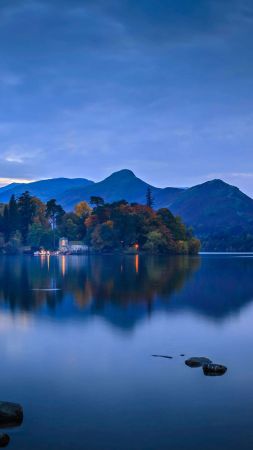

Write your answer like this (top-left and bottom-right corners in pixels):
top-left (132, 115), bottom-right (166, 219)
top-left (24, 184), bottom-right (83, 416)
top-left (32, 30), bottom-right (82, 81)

top-left (146, 187), bottom-right (154, 208)
top-left (91, 220), bottom-right (119, 252)
top-left (143, 230), bottom-right (165, 253)
top-left (46, 199), bottom-right (65, 249)
top-left (18, 191), bottom-right (36, 243)
top-left (8, 195), bottom-right (19, 237)
top-left (59, 213), bottom-right (80, 241)
top-left (90, 196), bottom-right (104, 207)
top-left (27, 225), bottom-right (55, 251)
top-left (74, 201), bottom-right (91, 219)
top-left (32, 197), bottom-right (47, 227)
top-left (157, 208), bottom-right (187, 240)
top-left (188, 238), bottom-right (201, 255)
top-left (3, 205), bottom-right (10, 242)
top-left (27, 223), bottom-right (45, 248)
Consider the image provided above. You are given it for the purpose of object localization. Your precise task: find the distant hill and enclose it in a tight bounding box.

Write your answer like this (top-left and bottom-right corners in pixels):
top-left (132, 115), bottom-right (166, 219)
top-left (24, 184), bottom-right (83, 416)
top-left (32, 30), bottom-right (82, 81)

top-left (58, 169), bottom-right (184, 210)
top-left (1, 170), bottom-right (253, 250)
top-left (0, 177), bottom-right (94, 204)
top-left (169, 179), bottom-right (253, 250)
top-left (0, 182), bottom-right (21, 193)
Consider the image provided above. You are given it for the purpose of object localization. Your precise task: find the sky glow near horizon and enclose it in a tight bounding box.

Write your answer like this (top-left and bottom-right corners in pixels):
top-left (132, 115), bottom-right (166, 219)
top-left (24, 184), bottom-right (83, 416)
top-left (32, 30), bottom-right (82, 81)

top-left (0, 0), bottom-right (253, 195)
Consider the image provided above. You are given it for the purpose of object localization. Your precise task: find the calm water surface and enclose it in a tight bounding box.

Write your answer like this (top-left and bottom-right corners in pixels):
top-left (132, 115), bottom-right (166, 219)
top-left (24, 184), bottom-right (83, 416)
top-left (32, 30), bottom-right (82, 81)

top-left (0, 254), bottom-right (253, 449)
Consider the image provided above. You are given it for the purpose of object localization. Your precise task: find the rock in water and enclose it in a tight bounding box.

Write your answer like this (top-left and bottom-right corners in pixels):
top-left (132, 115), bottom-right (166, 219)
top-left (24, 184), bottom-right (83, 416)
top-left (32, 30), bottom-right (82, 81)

top-left (0, 402), bottom-right (23, 427)
top-left (203, 363), bottom-right (227, 376)
top-left (185, 357), bottom-right (212, 368)
top-left (0, 434), bottom-right (10, 447)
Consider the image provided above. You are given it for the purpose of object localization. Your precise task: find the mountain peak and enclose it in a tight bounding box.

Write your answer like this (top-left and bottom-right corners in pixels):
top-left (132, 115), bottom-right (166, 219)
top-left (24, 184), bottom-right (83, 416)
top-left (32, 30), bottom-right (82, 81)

top-left (206, 179), bottom-right (229, 187)
top-left (107, 169), bottom-right (137, 179)
top-left (189, 178), bottom-right (233, 193)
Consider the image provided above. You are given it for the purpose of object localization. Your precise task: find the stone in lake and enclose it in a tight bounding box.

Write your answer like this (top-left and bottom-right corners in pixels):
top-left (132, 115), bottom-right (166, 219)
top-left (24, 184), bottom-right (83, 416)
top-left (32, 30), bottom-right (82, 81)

top-left (185, 357), bottom-right (212, 368)
top-left (0, 434), bottom-right (10, 447)
top-left (203, 363), bottom-right (227, 376)
top-left (0, 402), bottom-right (23, 427)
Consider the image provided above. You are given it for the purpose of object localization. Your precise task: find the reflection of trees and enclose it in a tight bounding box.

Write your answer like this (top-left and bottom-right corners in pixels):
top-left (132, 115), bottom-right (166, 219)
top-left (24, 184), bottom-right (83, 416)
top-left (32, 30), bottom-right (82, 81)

top-left (0, 257), bottom-right (64, 312)
top-left (1, 255), bottom-right (253, 325)
top-left (0, 255), bottom-right (200, 315)
top-left (81, 256), bottom-right (200, 311)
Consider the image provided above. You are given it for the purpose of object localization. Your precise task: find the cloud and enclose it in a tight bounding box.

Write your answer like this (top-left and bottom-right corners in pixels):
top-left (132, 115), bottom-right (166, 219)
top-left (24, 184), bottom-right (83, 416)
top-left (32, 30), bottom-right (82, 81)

top-left (206, 172), bottom-right (253, 180)
top-left (5, 156), bottom-right (23, 163)
top-left (0, 0), bottom-right (253, 196)
top-left (0, 177), bottom-right (34, 187)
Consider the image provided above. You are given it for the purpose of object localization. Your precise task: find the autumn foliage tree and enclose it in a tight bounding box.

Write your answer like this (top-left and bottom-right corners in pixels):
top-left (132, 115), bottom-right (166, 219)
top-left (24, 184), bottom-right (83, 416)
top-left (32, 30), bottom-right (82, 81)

top-left (85, 198), bottom-right (200, 254)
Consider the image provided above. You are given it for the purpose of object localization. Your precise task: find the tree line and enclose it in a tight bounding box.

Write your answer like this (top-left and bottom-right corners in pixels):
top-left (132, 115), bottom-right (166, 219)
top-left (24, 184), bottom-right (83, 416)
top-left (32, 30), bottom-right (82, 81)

top-left (0, 191), bottom-right (200, 254)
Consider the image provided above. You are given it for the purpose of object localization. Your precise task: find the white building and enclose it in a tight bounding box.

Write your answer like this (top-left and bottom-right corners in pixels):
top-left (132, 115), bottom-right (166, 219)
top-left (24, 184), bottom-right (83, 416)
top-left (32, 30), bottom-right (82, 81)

top-left (59, 238), bottom-right (88, 254)
top-left (69, 241), bottom-right (89, 253)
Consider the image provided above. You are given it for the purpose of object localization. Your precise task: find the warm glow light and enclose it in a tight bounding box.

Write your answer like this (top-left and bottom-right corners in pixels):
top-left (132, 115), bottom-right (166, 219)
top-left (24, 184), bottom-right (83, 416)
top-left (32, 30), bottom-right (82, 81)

top-left (135, 254), bottom-right (139, 274)
top-left (61, 255), bottom-right (66, 277)
top-left (0, 177), bottom-right (35, 187)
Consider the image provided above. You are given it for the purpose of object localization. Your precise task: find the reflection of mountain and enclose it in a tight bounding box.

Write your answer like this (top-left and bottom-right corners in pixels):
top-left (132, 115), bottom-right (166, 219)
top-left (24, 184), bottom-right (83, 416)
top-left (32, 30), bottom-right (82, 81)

top-left (0, 255), bottom-right (253, 328)
top-left (168, 256), bottom-right (253, 320)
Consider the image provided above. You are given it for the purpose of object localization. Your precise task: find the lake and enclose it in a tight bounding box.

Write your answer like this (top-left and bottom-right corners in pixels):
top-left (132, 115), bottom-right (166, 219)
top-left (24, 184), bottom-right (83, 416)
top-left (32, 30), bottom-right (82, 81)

top-left (0, 254), bottom-right (253, 449)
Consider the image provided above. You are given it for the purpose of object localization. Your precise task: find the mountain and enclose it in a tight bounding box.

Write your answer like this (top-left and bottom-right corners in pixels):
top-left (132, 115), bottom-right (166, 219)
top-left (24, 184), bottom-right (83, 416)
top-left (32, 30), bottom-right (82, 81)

top-left (169, 179), bottom-right (253, 250)
top-left (1, 170), bottom-right (253, 250)
top-left (58, 169), bottom-right (184, 210)
top-left (155, 186), bottom-right (186, 209)
top-left (0, 177), bottom-right (94, 204)
top-left (0, 182), bottom-right (21, 193)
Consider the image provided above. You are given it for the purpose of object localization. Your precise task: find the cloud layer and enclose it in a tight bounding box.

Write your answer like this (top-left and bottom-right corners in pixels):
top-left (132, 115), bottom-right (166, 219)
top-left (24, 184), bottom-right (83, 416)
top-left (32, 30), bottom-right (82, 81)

top-left (0, 0), bottom-right (253, 194)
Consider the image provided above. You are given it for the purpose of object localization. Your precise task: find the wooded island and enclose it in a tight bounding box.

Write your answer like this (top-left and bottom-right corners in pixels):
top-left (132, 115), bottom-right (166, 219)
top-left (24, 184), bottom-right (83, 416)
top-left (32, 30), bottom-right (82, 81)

top-left (0, 190), bottom-right (200, 255)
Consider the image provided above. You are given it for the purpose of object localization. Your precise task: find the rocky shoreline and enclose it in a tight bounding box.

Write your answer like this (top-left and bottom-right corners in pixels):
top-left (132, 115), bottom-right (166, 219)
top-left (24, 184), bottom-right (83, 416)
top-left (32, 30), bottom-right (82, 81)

top-left (0, 402), bottom-right (23, 448)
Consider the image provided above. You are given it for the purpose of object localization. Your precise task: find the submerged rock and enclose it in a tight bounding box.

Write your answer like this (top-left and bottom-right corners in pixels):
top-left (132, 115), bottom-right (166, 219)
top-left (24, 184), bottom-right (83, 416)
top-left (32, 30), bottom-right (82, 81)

top-left (0, 434), bottom-right (10, 447)
top-left (203, 363), bottom-right (227, 376)
top-left (185, 357), bottom-right (212, 368)
top-left (0, 402), bottom-right (23, 427)
top-left (152, 354), bottom-right (173, 359)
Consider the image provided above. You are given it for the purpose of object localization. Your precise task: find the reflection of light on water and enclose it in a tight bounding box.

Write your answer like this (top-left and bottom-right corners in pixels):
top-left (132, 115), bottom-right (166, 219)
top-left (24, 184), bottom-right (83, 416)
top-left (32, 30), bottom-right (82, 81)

top-left (40, 254), bottom-right (45, 268)
top-left (32, 288), bottom-right (61, 291)
top-left (47, 255), bottom-right (50, 271)
top-left (135, 255), bottom-right (139, 274)
top-left (61, 256), bottom-right (66, 277)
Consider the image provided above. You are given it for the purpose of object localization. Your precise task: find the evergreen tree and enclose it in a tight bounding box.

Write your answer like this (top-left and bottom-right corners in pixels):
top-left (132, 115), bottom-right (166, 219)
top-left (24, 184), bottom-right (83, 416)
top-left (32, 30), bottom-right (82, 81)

top-left (8, 195), bottom-right (19, 237)
top-left (90, 196), bottom-right (104, 207)
top-left (46, 199), bottom-right (65, 249)
top-left (3, 205), bottom-right (10, 242)
top-left (146, 187), bottom-right (154, 208)
top-left (18, 191), bottom-right (36, 243)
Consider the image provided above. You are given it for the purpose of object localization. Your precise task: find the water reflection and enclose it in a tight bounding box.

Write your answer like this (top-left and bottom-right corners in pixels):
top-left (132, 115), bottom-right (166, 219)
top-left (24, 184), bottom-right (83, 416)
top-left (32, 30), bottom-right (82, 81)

top-left (0, 255), bottom-right (253, 326)
top-left (1, 255), bottom-right (253, 450)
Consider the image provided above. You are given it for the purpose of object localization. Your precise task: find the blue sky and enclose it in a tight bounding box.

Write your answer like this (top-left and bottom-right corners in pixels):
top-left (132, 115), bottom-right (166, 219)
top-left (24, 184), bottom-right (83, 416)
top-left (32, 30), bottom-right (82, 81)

top-left (0, 0), bottom-right (253, 195)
